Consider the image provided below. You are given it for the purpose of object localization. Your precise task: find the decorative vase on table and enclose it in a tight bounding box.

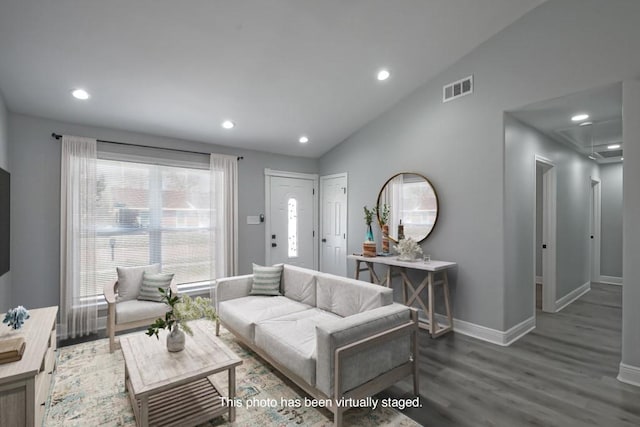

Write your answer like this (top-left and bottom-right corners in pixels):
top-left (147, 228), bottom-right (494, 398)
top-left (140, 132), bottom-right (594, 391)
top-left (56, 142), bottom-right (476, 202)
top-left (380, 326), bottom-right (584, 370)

top-left (166, 323), bottom-right (186, 352)
top-left (381, 224), bottom-right (390, 254)
top-left (362, 225), bottom-right (377, 257)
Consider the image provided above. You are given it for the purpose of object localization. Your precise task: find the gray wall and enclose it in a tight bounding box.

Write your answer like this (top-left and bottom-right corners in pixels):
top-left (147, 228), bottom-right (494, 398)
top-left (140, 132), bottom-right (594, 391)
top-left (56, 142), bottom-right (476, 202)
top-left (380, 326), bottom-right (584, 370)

top-left (622, 81), bottom-right (640, 370)
top-left (8, 113), bottom-right (317, 310)
top-left (599, 163), bottom-right (623, 278)
top-left (319, 0), bottom-right (640, 332)
top-left (504, 115), bottom-right (598, 326)
top-left (0, 92), bottom-right (9, 312)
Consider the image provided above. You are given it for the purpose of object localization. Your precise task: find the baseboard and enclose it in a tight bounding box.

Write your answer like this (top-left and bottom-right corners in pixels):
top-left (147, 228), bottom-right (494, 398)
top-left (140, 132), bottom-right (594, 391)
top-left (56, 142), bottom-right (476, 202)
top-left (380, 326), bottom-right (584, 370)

top-left (434, 313), bottom-right (535, 347)
top-left (555, 281), bottom-right (590, 312)
top-left (599, 275), bottom-right (623, 286)
top-left (535, 276), bottom-right (543, 285)
top-left (618, 363), bottom-right (640, 387)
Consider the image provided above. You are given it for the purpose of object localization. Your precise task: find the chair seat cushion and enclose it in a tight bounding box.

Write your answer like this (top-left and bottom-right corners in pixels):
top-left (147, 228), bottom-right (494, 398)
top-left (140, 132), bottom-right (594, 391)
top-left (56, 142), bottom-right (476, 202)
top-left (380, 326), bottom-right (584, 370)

top-left (218, 296), bottom-right (310, 343)
top-left (115, 300), bottom-right (170, 324)
top-left (254, 308), bottom-right (341, 386)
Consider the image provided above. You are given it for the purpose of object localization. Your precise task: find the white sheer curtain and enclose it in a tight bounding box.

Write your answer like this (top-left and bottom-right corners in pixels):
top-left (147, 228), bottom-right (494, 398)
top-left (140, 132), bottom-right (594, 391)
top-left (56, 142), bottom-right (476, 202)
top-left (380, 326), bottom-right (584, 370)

top-left (210, 154), bottom-right (238, 278)
top-left (60, 135), bottom-right (97, 339)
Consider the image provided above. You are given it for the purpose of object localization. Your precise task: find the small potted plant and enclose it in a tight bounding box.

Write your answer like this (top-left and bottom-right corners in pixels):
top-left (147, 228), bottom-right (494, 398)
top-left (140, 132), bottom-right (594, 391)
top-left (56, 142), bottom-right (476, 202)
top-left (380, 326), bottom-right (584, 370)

top-left (363, 206), bottom-right (377, 256)
top-left (146, 288), bottom-right (217, 352)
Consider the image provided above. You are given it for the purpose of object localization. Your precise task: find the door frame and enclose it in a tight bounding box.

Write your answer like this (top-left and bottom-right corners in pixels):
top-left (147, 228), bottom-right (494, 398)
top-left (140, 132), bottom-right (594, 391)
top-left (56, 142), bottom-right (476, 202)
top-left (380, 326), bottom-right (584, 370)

top-left (590, 177), bottom-right (602, 283)
top-left (264, 169), bottom-right (319, 269)
top-left (319, 173), bottom-right (348, 275)
top-left (534, 155), bottom-right (557, 313)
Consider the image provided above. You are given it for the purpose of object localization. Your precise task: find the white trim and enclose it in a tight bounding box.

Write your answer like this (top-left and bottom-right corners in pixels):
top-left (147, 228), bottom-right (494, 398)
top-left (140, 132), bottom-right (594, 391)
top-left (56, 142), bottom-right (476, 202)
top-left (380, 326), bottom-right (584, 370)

top-left (535, 275), bottom-right (543, 285)
top-left (435, 314), bottom-right (535, 346)
top-left (555, 281), bottom-right (591, 312)
top-left (590, 178), bottom-right (602, 282)
top-left (264, 169), bottom-right (319, 269)
top-left (618, 363), bottom-right (640, 387)
top-left (319, 173), bottom-right (348, 276)
top-left (599, 275), bottom-right (623, 285)
top-left (535, 155), bottom-right (557, 314)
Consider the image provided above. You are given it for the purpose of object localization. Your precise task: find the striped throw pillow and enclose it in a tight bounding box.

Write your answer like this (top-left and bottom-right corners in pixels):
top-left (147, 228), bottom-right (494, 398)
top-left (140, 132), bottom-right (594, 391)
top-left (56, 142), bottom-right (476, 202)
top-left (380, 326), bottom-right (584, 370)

top-left (250, 263), bottom-right (283, 296)
top-left (137, 272), bottom-right (174, 302)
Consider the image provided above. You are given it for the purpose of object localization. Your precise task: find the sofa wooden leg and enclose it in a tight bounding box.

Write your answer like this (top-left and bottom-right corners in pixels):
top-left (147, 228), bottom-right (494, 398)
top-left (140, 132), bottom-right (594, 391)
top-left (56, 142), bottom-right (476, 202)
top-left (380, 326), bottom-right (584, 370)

top-left (109, 331), bottom-right (115, 353)
top-left (334, 408), bottom-right (343, 427)
top-left (215, 320), bottom-right (220, 336)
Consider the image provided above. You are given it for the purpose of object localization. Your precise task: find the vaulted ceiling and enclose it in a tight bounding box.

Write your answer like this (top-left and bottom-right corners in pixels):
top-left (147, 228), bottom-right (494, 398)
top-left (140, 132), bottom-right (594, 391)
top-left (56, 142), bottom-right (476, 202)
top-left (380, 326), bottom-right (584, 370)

top-left (0, 0), bottom-right (545, 157)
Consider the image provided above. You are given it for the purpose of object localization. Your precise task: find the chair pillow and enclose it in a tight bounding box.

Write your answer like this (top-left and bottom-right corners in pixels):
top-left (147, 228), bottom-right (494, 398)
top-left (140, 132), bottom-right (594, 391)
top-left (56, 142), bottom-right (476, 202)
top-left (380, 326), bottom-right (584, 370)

top-left (116, 264), bottom-right (160, 301)
top-left (250, 263), bottom-right (283, 296)
top-left (138, 272), bottom-right (175, 302)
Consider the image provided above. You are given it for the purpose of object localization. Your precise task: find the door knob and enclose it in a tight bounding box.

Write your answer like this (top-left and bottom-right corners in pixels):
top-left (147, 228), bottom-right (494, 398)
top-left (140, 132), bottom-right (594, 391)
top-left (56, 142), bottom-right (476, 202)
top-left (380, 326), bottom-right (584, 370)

top-left (271, 243), bottom-right (277, 247)
top-left (322, 238), bottom-right (327, 243)
top-left (542, 244), bottom-right (547, 249)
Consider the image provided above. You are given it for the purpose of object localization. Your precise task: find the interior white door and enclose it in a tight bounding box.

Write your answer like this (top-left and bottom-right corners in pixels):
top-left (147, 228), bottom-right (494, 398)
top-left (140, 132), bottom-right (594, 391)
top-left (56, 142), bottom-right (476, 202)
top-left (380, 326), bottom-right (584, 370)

top-left (267, 175), bottom-right (316, 268)
top-left (320, 174), bottom-right (347, 276)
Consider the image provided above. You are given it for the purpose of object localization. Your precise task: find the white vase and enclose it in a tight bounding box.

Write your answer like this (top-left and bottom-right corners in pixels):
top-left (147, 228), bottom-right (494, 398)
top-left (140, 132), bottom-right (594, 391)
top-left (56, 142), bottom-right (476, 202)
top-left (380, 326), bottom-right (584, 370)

top-left (166, 324), bottom-right (185, 352)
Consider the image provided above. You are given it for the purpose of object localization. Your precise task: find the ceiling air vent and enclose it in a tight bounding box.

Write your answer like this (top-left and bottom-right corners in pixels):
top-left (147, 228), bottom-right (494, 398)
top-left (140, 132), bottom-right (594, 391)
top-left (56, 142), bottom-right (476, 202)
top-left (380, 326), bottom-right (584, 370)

top-left (443, 75), bottom-right (473, 103)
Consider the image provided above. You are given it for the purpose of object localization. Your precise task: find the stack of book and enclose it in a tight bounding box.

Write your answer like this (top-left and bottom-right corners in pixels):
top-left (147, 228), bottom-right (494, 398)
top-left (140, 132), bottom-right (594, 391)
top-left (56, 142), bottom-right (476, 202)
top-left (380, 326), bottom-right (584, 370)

top-left (0, 337), bottom-right (26, 364)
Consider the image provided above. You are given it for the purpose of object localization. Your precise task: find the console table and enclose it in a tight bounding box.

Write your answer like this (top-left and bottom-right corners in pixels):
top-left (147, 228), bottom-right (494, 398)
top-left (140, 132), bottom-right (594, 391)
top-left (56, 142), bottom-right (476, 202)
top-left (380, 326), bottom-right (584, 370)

top-left (347, 254), bottom-right (456, 337)
top-left (0, 306), bottom-right (58, 427)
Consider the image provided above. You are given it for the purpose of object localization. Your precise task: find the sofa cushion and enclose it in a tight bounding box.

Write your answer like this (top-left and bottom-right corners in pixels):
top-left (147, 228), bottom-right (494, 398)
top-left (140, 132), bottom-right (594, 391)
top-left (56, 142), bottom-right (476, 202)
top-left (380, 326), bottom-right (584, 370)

top-left (117, 264), bottom-right (160, 301)
top-left (250, 264), bottom-right (283, 296)
top-left (254, 308), bottom-right (341, 386)
top-left (138, 272), bottom-right (174, 302)
top-left (115, 299), bottom-right (170, 324)
top-left (218, 296), bottom-right (311, 343)
top-left (283, 264), bottom-right (317, 306)
top-left (316, 273), bottom-right (393, 317)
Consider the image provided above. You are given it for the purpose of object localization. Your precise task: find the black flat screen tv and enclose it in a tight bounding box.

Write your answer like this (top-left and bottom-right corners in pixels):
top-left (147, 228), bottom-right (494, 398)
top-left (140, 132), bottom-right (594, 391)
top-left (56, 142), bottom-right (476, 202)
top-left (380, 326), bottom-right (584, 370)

top-left (0, 167), bottom-right (8, 275)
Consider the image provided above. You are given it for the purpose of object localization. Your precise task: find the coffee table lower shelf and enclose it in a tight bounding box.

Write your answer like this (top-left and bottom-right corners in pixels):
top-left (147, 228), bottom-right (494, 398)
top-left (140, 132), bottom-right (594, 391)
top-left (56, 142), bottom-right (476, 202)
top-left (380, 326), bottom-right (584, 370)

top-left (127, 376), bottom-right (229, 427)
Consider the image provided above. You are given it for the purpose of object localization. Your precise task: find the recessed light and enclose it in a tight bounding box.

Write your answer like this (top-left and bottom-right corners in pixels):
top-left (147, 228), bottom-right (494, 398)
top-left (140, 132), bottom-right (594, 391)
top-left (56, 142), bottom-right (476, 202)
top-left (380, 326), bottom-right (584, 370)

top-left (579, 121), bottom-right (593, 127)
top-left (621, 157), bottom-right (624, 161)
top-left (298, 136), bottom-right (309, 144)
top-left (377, 69), bottom-right (390, 81)
top-left (221, 120), bottom-right (235, 129)
top-left (608, 144), bottom-right (621, 150)
top-left (571, 113), bottom-right (589, 122)
top-left (71, 88), bottom-right (90, 100)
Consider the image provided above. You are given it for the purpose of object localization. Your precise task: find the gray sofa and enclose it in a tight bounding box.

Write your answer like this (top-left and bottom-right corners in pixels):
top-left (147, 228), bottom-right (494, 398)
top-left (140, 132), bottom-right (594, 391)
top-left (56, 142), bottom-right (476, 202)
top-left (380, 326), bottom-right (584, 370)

top-left (215, 264), bottom-right (419, 426)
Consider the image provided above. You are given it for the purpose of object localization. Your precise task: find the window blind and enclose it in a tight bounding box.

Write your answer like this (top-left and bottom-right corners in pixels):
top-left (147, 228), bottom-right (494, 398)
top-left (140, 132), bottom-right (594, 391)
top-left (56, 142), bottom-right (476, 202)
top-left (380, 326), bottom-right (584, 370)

top-left (94, 158), bottom-right (211, 295)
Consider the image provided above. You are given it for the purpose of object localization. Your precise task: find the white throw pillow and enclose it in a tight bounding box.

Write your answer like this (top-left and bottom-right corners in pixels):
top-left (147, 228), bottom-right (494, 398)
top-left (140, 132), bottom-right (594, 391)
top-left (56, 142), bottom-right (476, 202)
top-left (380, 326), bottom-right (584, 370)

top-left (116, 264), bottom-right (160, 301)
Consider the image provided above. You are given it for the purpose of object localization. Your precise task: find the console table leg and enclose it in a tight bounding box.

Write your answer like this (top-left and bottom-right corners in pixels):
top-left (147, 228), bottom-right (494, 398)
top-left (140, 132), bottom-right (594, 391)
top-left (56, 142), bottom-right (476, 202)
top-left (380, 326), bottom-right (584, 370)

top-left (428, 273), bottom-right (436, 338)
top-left (443, 271), bottom-right (453, 331)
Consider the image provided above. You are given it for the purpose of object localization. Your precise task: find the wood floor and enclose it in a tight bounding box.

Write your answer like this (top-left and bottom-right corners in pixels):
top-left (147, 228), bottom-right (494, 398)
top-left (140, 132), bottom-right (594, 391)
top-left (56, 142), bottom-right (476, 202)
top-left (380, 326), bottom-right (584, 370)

top-left (380, 283), bottom-right (640, 427)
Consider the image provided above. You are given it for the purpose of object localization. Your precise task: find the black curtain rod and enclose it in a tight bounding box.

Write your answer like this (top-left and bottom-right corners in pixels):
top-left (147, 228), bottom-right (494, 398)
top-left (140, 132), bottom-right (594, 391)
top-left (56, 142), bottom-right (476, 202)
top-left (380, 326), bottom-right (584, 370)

top-left (51, 133), bottom-right (244, 160)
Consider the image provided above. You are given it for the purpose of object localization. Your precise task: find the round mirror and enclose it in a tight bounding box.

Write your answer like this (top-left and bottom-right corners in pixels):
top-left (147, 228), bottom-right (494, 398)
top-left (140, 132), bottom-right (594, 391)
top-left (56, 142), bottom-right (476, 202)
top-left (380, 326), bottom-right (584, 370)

top-left (376, 173), bottom-right (439, 244)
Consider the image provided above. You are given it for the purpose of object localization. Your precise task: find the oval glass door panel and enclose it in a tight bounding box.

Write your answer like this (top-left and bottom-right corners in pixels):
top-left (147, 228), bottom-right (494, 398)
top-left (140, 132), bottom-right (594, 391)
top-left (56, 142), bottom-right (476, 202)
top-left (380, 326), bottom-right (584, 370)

top-left (377, 173), bottom-right (439, 243)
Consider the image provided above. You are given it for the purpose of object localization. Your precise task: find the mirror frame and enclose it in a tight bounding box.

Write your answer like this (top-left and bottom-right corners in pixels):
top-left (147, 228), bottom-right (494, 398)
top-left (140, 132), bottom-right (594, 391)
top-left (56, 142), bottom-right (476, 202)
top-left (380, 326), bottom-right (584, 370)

top-left (376, 172), bottom-right (439, 244)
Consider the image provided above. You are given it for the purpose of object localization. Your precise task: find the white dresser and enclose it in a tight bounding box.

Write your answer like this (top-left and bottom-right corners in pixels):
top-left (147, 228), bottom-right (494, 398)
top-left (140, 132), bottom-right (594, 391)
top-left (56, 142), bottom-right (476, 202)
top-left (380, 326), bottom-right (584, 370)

top-left (0, 306), bottom-right (58, 427)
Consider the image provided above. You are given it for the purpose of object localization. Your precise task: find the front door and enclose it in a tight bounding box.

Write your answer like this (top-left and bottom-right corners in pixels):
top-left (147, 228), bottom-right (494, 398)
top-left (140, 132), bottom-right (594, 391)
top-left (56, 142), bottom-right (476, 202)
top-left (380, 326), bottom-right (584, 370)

top-left (266, 171), bottom-right (317, 268)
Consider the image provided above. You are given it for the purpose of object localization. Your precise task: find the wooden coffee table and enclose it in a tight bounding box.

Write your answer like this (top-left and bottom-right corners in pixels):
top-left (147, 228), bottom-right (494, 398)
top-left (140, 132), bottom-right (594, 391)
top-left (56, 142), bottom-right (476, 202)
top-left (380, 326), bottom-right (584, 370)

top-left (120, 320), bottom-right (242, 427)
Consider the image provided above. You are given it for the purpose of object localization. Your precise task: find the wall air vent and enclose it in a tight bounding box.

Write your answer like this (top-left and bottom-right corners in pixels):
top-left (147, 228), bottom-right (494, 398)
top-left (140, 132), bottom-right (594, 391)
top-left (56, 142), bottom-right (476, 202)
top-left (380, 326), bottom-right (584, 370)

top-left (443, 75), bottom-right (473, 103)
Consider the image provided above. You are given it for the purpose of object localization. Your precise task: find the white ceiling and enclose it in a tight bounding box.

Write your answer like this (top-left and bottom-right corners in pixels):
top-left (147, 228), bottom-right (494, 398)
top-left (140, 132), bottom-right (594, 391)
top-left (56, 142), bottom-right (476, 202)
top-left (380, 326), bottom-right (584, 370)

top-left (510, 83), bottom-right (623, 163)
top-left (0, 0), bottom-right (544, 158)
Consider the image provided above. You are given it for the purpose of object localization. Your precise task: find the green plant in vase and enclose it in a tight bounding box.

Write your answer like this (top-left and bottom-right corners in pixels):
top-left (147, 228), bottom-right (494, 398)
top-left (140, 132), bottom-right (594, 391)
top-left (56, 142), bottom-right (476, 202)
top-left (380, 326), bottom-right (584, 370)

top-left (146, 288), bottom-right (217, 351)
top-left (363, 206), bottom-right (375, 241)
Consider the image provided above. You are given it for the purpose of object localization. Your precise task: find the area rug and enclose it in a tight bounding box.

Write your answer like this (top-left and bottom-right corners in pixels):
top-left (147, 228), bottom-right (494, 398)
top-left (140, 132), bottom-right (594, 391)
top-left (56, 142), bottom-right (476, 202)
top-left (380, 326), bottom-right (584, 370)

top-left (44, 324), bottom-right (420, 426)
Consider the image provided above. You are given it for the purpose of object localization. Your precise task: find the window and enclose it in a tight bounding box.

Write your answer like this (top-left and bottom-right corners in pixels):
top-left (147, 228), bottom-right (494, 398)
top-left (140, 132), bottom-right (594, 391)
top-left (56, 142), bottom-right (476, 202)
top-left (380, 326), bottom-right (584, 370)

top-left (288, 198), bottom-right (298, 257)
top-left (94, 159), bottom-right (211, 295)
